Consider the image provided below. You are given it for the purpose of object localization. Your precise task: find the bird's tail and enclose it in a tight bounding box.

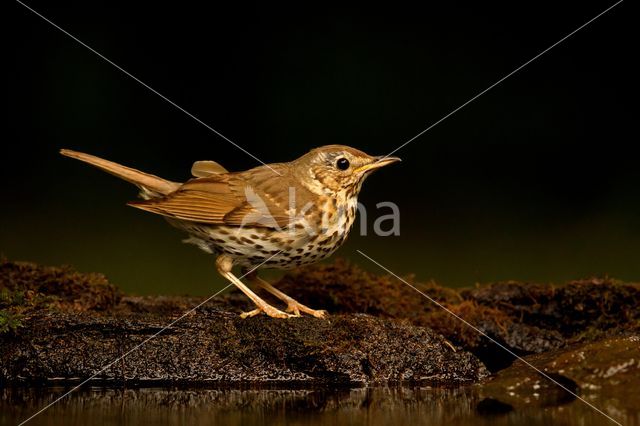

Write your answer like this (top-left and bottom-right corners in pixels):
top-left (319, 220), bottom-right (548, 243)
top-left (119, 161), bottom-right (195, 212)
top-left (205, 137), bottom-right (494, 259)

top-left (60, 149), bottom-right (180, 198)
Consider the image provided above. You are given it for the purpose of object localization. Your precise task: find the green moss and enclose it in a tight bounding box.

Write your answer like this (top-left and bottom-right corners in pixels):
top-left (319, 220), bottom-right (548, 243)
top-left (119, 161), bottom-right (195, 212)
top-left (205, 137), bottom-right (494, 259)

top-left (0, 310), bottom-right (23, 334)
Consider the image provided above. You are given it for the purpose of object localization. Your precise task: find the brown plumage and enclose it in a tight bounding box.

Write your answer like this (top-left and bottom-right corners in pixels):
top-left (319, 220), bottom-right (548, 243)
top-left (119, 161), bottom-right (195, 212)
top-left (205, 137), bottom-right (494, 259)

top-left (128, 164), bottom-right (298, 227)
top-left (60, 146), bottom-right (400, 318)
top-left (59, 149), bottom-right (180, 197)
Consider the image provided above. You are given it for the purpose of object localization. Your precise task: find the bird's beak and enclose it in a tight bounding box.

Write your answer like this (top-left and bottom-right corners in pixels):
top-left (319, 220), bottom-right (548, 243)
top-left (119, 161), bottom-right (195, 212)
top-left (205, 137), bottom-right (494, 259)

top-left (355, 155), bottom-right (402, 174)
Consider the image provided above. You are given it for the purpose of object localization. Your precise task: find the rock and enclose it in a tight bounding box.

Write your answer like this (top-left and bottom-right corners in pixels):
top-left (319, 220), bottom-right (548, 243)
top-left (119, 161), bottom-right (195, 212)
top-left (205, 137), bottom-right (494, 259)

top-left (477, 334), bottom-right (640, 423)
top-left (275, 260), bottom-right (640, 371)
top-left (0, 307), bottom-right (486, 386)
top-left (2, 258), bottom-right (639, 424)
top-left (2, 257), bottom-right (639, 391)
top-left (0, 260), bottom-right (487, 385)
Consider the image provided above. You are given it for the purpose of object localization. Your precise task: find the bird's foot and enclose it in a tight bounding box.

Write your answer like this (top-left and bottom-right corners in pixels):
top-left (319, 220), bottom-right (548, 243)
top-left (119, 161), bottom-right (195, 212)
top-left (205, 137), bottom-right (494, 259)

top-left (240, 303), bottom-right (294, 319)
top-left (286, 300), bottom-right (328, 319)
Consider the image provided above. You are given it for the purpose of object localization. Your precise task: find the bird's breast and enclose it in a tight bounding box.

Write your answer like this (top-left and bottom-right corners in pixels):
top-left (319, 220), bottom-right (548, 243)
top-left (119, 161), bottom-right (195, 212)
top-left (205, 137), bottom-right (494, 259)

top-left (175, 194), bottom-right (359, 270)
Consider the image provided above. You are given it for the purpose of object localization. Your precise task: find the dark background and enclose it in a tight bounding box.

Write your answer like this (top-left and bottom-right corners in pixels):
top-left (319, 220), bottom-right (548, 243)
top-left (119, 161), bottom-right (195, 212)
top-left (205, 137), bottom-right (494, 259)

top-left (5, 1), bottom-right (636, 295)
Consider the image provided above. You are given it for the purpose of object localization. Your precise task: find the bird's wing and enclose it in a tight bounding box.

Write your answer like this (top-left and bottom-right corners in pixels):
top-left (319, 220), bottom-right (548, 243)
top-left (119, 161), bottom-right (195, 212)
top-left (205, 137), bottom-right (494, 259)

top-left (128, 164), bottom-right (295, 228)
top-left (191, 160), bottom-right (228, 177)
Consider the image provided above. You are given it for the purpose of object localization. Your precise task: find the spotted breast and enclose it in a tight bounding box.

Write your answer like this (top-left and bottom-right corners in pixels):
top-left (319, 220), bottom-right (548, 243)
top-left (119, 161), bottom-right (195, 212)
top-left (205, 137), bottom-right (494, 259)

top-left (178, 191), bottom-right (359, 270)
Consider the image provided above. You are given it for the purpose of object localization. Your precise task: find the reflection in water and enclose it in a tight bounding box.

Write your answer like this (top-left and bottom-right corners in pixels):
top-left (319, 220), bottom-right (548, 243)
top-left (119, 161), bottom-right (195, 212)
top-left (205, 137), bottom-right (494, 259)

top-left (1, 387), bottom-right (630, 426)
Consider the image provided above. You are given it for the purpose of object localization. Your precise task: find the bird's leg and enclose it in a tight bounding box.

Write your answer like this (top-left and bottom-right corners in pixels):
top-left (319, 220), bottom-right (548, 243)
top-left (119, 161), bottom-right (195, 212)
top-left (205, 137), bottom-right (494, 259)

top-left (216, 255), bottom-right (293, 319)
top-left (244, 271), bottom-right (328, 319)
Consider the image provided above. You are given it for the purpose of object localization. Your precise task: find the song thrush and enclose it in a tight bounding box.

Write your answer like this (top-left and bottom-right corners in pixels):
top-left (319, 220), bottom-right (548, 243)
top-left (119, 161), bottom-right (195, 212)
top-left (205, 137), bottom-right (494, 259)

top-left (60, 146), bottom-right (400, 318)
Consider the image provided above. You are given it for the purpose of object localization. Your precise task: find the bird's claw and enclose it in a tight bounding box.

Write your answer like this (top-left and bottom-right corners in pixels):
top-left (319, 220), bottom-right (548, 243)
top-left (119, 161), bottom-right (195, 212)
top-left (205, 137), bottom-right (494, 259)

top-left (286, 301), bottom-right (328, 319)
top-left (240, 304), bottom-right (294, 319)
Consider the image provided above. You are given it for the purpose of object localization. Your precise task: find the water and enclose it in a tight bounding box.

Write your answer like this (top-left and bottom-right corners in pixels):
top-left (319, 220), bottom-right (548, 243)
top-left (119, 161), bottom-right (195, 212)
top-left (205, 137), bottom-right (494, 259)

top-left (2, 386), bottom-right (628, 426)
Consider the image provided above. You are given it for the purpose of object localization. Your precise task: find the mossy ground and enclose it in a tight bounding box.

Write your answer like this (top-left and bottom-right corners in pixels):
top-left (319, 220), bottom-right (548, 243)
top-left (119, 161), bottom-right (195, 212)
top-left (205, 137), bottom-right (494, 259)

top-left (0, 258), bottom-right (121, 335)
top-left (1, 258), bottom-right (637, 422)
top-left (274, 259), bottom-right (639, 370)
top-left (1, 257), bottom-right (638, 381)
top-left (0, 258), bottom-right (486, 386)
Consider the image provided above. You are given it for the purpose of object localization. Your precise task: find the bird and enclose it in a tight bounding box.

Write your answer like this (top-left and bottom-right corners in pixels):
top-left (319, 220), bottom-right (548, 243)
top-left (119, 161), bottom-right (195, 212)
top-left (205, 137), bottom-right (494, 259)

top-left (60, 146), bottom-right (400, 319)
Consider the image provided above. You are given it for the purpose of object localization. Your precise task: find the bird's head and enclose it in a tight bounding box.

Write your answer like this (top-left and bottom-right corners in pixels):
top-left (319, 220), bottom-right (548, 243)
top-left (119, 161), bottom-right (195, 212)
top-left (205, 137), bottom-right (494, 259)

top-left (292, 145), bottom-right (400, 196)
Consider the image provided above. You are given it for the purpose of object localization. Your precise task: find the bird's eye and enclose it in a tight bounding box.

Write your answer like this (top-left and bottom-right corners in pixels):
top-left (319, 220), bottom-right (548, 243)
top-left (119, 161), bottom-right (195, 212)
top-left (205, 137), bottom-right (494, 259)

top-left (336, 158), bottom-right (350, 171)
